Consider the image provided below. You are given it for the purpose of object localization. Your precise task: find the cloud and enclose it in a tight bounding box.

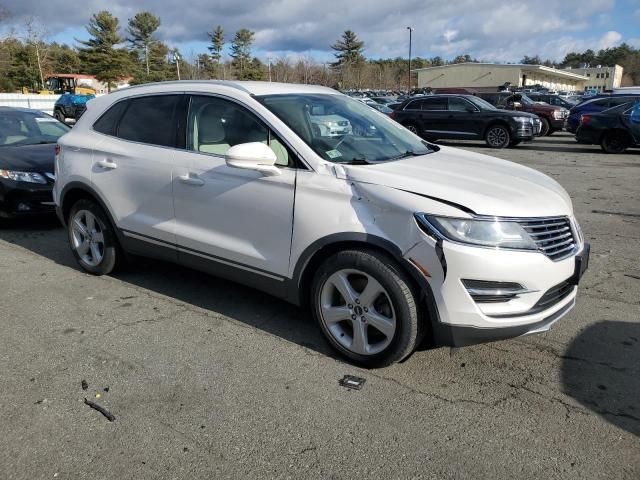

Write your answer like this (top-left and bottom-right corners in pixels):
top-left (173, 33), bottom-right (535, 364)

top-left (0, 0), bottom-right (633, 62)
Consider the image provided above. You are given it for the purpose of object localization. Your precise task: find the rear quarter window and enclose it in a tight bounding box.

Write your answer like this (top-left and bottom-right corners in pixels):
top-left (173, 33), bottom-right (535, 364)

top-left (116, 95), bottom-right (181, 147)
top-left (93, 101), bottom-right (128, 136)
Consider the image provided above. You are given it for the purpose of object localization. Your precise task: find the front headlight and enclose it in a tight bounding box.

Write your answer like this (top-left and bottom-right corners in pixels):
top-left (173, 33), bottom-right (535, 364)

top-left (514, 116), bottom-right (533, 123)
top-left (552, 109), bottom-right (567, 120)
top-left (0, 170), bottom-right (48, 184)
top-left (415, 214), bottom-right (538, 250)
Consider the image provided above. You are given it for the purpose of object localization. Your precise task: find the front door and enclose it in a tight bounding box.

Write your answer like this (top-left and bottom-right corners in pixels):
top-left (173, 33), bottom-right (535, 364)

top-left (172, 94), bottom-right (296, 278)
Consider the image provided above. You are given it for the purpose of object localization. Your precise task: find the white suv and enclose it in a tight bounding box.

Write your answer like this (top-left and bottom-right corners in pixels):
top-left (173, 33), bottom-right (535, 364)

top-left (54, 81), bottom-right (589, 367)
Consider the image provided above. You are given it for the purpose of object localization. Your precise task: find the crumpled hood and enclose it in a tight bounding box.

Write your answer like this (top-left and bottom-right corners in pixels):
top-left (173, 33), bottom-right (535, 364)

top-left (0, 143), bottom-right (55, 172)
top-left (339, 145), bottom-right (573, 217)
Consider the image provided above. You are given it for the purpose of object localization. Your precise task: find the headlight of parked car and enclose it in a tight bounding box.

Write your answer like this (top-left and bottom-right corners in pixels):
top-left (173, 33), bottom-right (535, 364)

top-left (0, 170), bottom-right (48, 184)
top-left (514, 116), bottom-right (533, 123)
top-left (552, 109), bottom-right (567, 120)
top-left (415, 214), bottom-right (537, 250)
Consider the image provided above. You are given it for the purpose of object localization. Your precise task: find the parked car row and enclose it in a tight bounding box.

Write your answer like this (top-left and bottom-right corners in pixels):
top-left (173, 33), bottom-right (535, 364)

top-left (390, 94), bottom-right (542, 148)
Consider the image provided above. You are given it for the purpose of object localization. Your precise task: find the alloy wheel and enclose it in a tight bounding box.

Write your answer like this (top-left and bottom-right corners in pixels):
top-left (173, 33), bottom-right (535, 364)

top-left (70, 210), bottom-right (105, 267)
top-left (487, 126), bottom-right (508, 147)
top-left (319, 269), bottom-right (396, 356)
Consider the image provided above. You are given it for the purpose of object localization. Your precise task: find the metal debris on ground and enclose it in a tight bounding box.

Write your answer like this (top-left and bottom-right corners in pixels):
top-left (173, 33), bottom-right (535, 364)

top-left (83, 398), bottom-right (116, 422)
top-left (81, 379), bottom-right (88, 390)
top-left (339, 375), bottom-right (366, 390)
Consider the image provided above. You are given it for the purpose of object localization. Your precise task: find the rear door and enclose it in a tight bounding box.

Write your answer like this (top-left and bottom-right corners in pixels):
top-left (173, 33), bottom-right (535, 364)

top-left (444, 97), bottom-right (480, 138)
top-left (90, 94), bottom-right (184, 247)
top-left (416, 97), bottom-right (448, 136)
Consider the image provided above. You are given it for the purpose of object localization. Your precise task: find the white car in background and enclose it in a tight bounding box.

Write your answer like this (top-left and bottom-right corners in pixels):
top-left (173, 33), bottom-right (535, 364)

top-left (308, 107), bottom-right (353, 137)
top-left (54, 81), bottom-right (589, 367)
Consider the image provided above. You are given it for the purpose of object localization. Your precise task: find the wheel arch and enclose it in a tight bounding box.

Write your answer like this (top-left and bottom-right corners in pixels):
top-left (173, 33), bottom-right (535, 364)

top-left (59, 182), bottom-right (120, 235)
top-left (482, 119), bottom-right (510, 137)
top-left (289, 233), bottom-right (440, 332)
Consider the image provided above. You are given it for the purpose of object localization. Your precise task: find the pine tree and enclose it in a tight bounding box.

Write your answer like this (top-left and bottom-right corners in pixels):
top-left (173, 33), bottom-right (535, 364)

top-left (78, 11), bottom-right (131, 91)
top-left (331, 30), bottom-right (365, 67)
top-left (127, 11), bottom-right (161, 75)
top-left (208, 25), bottom-right (224, 63)
top-left (230, 28), bottom-right (254, 78)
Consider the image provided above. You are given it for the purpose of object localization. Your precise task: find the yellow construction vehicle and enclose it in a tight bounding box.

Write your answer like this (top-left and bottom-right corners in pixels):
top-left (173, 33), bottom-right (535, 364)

top-left (41, 74), bottom-right (96, 95)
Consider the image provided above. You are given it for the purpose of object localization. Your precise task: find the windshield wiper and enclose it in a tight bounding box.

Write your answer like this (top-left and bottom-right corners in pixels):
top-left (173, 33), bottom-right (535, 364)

top-left (339, 158), bottom-right (371, 165)
top-left (389, 150), bottom-right (426, 161)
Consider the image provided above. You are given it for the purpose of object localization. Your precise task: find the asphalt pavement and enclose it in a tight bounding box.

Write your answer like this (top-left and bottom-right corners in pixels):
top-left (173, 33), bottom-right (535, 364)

top-left (0, 133), bottom-right (638, 479)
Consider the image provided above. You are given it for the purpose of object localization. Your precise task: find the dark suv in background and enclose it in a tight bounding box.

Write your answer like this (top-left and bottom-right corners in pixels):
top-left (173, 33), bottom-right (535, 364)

top-left (391, 94), bottom-right (541, 148)
top-left (478, 92), bottom-right (568, 136)
top-left (576, 100), bottom-right (640, 153)
top-left (565, 95), bottom-right (640, 133)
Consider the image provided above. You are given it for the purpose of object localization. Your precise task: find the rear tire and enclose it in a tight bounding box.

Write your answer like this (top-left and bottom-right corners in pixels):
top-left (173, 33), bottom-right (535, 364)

top-left (311, 249), bottom-right (423, 367)
top-left (601, 131), bottom-right (629, 154)
top-left (485, 125), bottom-right (510, 148)
top-left (67, 199), bottom-right (121, 275)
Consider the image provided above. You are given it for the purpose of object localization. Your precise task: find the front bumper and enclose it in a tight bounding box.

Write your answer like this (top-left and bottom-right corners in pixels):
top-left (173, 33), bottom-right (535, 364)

top-left (0, 179), bottom-right (55, 218)
top-left (404, 231), bottom-right (589, 347)
top-left (550, 117), bottom-right (566, 130)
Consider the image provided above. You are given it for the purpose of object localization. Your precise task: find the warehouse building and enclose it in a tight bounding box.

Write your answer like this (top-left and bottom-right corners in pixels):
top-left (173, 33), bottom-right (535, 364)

top-left (563, 65), bottom-right (623, 92)
top-left (414, 63), bottom-right (588, 92)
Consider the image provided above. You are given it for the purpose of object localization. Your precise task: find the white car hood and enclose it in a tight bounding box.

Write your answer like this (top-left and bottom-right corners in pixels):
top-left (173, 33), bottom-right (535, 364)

top-left (339, 145), bottom-right (573, 217)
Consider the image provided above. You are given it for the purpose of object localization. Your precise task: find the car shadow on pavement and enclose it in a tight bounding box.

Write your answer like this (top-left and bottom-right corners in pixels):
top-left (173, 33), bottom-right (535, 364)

top-left (561, 320), bottom-right (640, 437)
top-left (0, 216), bottom-right (339, 361)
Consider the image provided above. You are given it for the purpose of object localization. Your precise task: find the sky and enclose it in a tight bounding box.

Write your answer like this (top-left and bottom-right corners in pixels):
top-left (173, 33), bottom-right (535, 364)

top-left (2, 0), bottom-right (640, 64)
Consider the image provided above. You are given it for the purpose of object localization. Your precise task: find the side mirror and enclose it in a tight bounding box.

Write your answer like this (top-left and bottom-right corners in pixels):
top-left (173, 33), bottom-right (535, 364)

top-left (225, 142), bottom-right (281, 177)
top-left (631, 104), bottom-right (640, 124)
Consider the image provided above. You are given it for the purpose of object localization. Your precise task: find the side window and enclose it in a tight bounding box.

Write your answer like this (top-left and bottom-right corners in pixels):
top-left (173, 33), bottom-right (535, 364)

top-left (421, 97), bottom-right (447, 110)
top-left (448, 97), bottom-right (473, 112)
top-left (93, 100), bottom-right (128, 136)
top-left (187, 95), bottom-right (290, 167)
top-left (404, 100), bottom-right (423, 110)
top-left (610, 97), bottom-right (633, 107)
top-left (593, 99), bottom-right (609, 108)
top-left (116, 95), bottom-right (181, 147)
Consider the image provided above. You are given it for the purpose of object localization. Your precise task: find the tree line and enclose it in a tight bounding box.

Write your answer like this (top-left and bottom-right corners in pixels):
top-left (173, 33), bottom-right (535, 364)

top-left (1, 7), bottom-right (638, 93)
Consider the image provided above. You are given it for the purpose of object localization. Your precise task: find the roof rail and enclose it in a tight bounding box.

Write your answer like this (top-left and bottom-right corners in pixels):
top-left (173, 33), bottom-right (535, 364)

top-left (116, 80), bottom-right (252, 94)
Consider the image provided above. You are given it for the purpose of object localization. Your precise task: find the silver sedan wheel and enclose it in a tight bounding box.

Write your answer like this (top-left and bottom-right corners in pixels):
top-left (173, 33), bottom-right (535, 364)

top-left (319, 269), bottom-right (396, 356)
top-left (70, 210), bottom-right (105, 267)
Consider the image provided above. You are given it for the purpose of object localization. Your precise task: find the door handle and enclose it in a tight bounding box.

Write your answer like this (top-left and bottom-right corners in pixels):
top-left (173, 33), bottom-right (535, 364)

top-left (96, 159), bottom-right (117, 169)
top-left (178, 173), bottom-right (205, 186)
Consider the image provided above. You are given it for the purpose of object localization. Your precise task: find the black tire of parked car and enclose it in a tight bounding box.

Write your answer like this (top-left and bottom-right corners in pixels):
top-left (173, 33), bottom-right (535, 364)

top-left (67, 199), bottom-right (122, 275)
top-left (402, 122), bottom-right (420, 136)
top-left (310, 249), bottom-right (424, 368)
top-left (54, 109), bottom-right (65, 123)
top-left (485, 124), bottom-right (511, 148)
top-left (539, 118), bottom-right (550, 136)
top-left (600, 131), bottom-right (630, 154)
top-left (547, 129), bottom-right (555, 136)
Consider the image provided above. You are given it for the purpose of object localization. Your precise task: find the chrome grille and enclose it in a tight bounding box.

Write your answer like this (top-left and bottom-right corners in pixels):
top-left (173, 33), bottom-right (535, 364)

top-left (518, 217), bottom-right (577, 261)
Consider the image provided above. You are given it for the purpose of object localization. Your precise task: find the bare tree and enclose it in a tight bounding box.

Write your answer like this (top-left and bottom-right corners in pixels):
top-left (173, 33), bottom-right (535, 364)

top-left (23, 16), bottom-right (49, 89)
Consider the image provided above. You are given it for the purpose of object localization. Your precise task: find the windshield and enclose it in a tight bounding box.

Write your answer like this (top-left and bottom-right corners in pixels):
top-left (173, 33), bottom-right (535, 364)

top-left (256, 93), bottom-right (433, 163)
top-left (468, 96), bottom-right (497, 111)
top-left (517, 95), bottom-right (535, 105)
top-left (0, 110), bottom-right (70, 147)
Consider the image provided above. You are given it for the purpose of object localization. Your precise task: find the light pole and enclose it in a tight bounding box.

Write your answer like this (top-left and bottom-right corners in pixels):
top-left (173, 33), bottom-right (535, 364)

top-left (173, 51), bottom-right (181, 80)
top-left (407, 26), bottom-right (413, 93)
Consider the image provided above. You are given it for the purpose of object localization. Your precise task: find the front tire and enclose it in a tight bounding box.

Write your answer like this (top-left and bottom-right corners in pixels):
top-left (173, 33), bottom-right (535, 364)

top-left (311, 249), bottom-right (423, 367)
top-left (403, 122), bottom-right (420, 136)
top-left (485, 125), bottom-right (510, 148)
top-left (67, 199), bottom-right (121, 275)
top-left (601, 131), bottom-right (629, 154)
top-left (54, 109), bottom-right (65, 124)
top-left (539, 117), bottom-right (550, 136)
